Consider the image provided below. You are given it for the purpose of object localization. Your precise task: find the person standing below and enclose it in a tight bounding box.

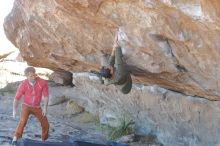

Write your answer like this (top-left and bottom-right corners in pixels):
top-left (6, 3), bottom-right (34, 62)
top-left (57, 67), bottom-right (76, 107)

top-left (11, 66), bottom-right (49, 146)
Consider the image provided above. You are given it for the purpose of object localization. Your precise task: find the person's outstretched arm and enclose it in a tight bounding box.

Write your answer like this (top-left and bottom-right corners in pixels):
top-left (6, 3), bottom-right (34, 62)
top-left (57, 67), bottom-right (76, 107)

top-left (108, 34), bottom-right (119, 67)
top-left (108, 47), bottom-right (116, 68)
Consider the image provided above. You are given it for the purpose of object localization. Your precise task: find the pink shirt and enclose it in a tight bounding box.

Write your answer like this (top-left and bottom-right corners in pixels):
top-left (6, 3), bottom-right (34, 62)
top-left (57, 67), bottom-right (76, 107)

top-left (15, 77), bottom-right (49, 107)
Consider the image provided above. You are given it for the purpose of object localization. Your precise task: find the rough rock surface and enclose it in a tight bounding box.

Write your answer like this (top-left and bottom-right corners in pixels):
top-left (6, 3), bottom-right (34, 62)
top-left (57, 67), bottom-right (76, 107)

top-left (1, 56), bottom-right (220, 146)
top-left (66, 100), bottom-right (85, 115)
top-left (71, 73), bottom-right (220, 146)
top-left (49, 70), bottom-right (73, 86)
top-left (4, 0), bottom-right (220, 100)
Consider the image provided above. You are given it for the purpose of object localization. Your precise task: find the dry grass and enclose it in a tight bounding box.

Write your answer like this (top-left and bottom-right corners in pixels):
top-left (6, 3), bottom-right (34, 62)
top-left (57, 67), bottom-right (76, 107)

top-left (101, 114), bottom-right (135, 140)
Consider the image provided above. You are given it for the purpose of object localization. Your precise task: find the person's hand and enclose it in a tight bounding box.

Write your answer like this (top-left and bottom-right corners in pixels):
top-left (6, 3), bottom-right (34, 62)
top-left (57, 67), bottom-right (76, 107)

top-left (42, 108), bottom-right (47, 117)
top-left (12, 110), bottom-right (16, 119)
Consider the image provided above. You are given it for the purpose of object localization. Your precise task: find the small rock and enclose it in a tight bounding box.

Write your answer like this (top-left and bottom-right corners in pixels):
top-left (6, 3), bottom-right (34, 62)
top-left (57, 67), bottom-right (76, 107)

top-left (49, 71), bottom-right (73, 86)
top-left (49, 95), bottom-right (67, 106)
top-left (66, 100), bottom-right (84, 115)
top-left (77, 112), bottom-right (99, 123)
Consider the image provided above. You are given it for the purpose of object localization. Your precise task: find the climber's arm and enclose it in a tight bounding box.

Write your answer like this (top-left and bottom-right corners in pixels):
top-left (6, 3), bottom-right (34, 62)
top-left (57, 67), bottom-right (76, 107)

top-left (108, 48), bottom-right (115, 67)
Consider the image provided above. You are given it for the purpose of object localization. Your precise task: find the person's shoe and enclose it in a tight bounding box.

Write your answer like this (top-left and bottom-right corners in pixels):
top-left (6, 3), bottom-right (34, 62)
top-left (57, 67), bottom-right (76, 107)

top-left (11, 140), bottom-right (17, 146)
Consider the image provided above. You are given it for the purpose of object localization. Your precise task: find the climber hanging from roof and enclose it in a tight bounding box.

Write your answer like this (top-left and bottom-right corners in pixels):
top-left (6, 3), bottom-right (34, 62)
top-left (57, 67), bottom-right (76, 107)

top-left (93, 32), bottom-right (132, 94)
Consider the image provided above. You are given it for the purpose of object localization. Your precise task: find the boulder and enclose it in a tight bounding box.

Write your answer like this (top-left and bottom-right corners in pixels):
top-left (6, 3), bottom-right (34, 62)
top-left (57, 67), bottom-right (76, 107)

top-left (4, 0), bottom-right (220, 100)
top-left (66, 100), bottom-right (84, 115)
top-left (49, 70), bottom-right (73, 86)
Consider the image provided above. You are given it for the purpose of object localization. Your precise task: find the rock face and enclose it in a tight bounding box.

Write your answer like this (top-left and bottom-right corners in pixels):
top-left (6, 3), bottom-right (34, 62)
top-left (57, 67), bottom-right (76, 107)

top-left (3, 1), bottom-right (220, 145)
top-left (4, 0), bottom-right (220, 100)
top-left (49, 70), bottom-right (73, 86)
top-left (71, 73), bottom-right (220, 146)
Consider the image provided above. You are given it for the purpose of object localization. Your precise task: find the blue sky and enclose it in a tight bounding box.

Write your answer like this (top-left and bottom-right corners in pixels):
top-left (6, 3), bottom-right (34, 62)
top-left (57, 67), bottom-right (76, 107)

top-left (0, 0), bottom-right (17, 54)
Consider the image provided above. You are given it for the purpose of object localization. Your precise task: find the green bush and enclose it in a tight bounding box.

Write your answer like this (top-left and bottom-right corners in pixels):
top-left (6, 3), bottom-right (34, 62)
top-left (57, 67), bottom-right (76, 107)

top-left (107, 114), bottom-right (135, 140)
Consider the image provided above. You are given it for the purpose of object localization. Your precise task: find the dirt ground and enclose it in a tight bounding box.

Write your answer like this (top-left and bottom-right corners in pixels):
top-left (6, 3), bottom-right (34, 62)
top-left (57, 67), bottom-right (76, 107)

top-left (0, 86), bottom-right (163, 146)
top-left (0, 91), bottom-right (108, 146)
